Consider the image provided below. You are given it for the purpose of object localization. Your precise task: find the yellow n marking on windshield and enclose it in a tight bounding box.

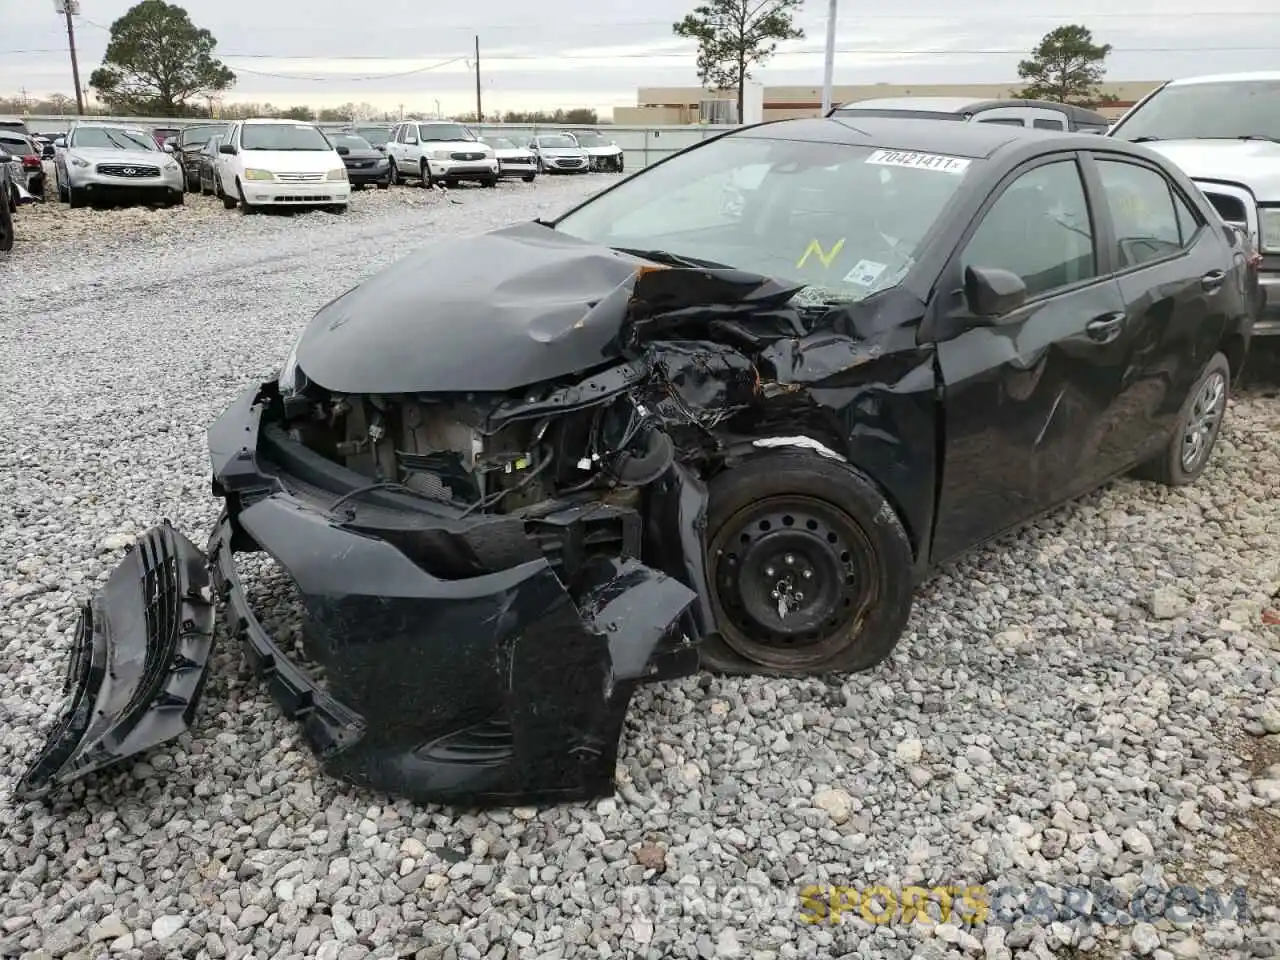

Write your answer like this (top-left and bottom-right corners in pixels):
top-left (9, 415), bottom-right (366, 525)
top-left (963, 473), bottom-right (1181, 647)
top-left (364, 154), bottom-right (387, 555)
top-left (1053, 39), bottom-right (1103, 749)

top-left (797, 238), bottom-right (845, 269)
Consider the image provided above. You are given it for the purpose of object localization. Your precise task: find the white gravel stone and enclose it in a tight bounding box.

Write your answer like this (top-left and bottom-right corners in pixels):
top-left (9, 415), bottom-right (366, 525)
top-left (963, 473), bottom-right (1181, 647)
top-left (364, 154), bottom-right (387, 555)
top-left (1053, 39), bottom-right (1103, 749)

top-left (3, 173), bottom-right (1280, 960)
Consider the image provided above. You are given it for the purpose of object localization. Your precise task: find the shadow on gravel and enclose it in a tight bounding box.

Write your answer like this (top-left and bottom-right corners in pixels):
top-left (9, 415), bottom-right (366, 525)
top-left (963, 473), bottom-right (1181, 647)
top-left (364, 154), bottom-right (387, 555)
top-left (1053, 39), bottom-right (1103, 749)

top-left (1241, 339), bottom-right (1280, 393)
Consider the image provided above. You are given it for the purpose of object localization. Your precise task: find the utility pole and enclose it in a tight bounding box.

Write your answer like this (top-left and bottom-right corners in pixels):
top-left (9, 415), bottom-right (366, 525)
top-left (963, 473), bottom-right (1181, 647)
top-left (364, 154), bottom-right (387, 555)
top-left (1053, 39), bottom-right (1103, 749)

top-left (474, 36), bottom-right (482, 123)
top-left (820, 0), bottom-right (838, 115)
top-left (55, 1), bottom-right (86, 115)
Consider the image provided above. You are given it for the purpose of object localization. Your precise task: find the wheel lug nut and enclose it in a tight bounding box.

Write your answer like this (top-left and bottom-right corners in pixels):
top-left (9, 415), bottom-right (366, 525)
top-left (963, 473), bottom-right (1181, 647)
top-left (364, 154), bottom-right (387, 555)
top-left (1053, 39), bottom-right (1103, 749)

top-left (769, 589), bottom-right (779, 599)
top-left (802, 569), bottom-right (812, 579)
top-left (795, 592), bottom-right (804, 601)
top-left (765, 566), bottom-right (775, 577)
top-left (785, 554), bottom-right (795, 565)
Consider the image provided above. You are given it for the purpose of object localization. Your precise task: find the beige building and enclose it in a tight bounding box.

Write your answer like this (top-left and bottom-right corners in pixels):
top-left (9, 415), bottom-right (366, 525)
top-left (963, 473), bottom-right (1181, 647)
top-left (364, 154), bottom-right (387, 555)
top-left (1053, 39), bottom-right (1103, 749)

top-left (613, 81), bottom-right (1164, 124)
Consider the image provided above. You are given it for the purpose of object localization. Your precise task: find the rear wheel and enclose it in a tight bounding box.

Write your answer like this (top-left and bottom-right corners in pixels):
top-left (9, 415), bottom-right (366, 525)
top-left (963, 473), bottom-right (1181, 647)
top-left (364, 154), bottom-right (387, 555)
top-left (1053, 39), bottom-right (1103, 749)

top-left (1132, 352), bottom-right (1230, 486)
top-left (482, 176), bottom-right (497, 188)
top-left (522, 174), bottom-right (535, 183)
top-left (702, 451), bottom-right (915, 676)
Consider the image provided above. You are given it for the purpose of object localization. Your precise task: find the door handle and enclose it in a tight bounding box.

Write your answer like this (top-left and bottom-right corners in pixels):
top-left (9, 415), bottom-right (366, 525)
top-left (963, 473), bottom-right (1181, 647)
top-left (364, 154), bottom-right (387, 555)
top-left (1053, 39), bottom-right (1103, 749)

top-left (1201, 269), bottom-right (1226, 292)
top-left (1086, 312), bottom-right (1125, 343)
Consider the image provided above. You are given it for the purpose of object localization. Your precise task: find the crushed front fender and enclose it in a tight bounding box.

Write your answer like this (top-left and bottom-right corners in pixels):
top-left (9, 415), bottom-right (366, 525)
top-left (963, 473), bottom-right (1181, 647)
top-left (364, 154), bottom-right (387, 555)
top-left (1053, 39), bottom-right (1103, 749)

top-left (15, 522), bottom-right (215, 800)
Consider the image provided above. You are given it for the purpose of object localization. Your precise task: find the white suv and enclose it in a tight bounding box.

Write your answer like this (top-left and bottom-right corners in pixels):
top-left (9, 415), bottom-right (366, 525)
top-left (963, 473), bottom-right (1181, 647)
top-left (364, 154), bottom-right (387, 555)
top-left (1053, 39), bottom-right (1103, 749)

top-left (385, 120), bottom-right (498, 188)
top-left (215, 118), bottom-right (351, 213)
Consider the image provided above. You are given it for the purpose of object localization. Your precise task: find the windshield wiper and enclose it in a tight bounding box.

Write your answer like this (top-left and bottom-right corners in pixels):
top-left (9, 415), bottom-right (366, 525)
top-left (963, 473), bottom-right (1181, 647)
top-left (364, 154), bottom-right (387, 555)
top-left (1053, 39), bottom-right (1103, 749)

top-left (612, 247), bottom-right (727, 269)
top-left (1238, 135), bottom-right (1280, 143)
top-left (1129, 136), bottom-right (1162, 142)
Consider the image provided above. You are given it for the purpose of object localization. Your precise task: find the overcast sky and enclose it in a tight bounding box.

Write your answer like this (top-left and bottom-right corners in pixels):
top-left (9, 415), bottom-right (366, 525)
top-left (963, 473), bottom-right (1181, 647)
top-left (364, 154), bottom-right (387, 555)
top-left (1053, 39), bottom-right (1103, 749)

top-left (3, 0), bottom-right (1279, 117)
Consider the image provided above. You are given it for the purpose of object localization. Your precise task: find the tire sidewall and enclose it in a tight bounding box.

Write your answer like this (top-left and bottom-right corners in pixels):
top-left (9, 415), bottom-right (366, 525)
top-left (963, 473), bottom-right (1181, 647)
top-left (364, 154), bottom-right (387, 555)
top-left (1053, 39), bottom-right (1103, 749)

top-left (1164, 352), bottom-right (1231, 484)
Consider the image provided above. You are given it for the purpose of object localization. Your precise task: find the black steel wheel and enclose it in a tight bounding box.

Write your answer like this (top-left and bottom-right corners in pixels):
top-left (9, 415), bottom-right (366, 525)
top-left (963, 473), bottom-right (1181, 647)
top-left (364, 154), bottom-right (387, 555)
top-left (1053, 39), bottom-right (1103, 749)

top-left (702, 450), bottom-right (914, 676)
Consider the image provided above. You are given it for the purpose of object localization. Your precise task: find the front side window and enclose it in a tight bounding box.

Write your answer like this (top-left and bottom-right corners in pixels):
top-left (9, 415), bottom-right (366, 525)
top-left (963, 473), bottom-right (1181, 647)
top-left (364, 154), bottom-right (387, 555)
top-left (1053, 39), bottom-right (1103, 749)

top-left (961, 159), bottom-right (1096, 298)
top-left (1111, 79), bottom-right (1280, 141)
top-left (70, 127), bottom-right (157, 150)
top-left (1095, 159), bottom-right (1185, 267)
top-left (555, 135), bottom-right (978, 304)
top-left (240, 123), bottom-right (331, 151)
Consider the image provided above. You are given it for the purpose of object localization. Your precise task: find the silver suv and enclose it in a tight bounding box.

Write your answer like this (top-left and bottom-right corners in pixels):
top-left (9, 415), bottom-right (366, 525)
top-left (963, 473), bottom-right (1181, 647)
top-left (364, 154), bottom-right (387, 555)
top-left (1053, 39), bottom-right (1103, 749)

top-left (1108, 72), bottom-right (1280, 335)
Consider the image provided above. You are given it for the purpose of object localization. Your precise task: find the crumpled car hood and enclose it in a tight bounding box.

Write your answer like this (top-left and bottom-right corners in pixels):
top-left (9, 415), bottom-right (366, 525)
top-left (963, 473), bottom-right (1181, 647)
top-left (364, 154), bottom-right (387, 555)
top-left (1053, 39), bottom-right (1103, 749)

top-left (296, 222), bottom-right (656, 393)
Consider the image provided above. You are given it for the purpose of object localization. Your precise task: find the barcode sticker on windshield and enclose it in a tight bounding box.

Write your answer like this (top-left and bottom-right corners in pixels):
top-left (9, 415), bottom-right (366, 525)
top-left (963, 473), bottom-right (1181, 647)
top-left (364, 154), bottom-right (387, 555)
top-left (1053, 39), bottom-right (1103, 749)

top-left (844, 260), bottom-right (887, 286)
top-left (865, 149), bottom-right (970, 174)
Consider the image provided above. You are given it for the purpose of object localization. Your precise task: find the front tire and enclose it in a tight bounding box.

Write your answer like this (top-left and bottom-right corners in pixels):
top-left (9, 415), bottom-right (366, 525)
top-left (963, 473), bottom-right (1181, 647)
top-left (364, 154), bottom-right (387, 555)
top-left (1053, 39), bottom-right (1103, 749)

top-left (702, 450), bottom-right (915, 677)
top-left (419, 161), bottom-right (434, 188)
top-left (522, 174), bottom-right (535, 183)
top-left (388, 159), bottom-right (401, 185)
top-left (1133, 352), bottom-right (1230, 486)
top-left (68, 185), bottom-right (86, 209)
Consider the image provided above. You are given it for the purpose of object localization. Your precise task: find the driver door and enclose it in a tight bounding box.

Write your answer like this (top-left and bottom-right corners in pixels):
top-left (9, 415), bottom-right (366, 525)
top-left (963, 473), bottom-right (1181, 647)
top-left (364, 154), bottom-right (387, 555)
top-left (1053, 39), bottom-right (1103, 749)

top-left (927, 152), bottom-right (1129, 563)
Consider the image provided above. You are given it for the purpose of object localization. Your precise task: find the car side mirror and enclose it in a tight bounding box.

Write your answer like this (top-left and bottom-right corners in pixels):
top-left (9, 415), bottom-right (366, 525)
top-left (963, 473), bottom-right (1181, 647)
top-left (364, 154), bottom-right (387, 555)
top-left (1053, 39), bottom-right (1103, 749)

top-left (163, 142), bottom-right (175, 153)
top-left (54, 137), bottom-right (66, 148)
top-left (335, 145), bottom-right (350, 156)
top-left (219, 143), bottom-right (236, 155)
top-left (405, 136), bottom-right (418, 144)
top-left (964, 265), bottom-right (1027, 318)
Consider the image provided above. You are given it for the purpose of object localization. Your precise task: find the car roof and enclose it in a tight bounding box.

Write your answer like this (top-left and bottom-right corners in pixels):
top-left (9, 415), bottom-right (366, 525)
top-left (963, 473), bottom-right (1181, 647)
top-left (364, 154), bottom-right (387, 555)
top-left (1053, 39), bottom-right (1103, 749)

top-left (241, 117), bottom-right (320, 125)
top-left (834, 97), bottom-right (1109, 122)
top-left (732, 116), bottom-right (1141, 160)
top-left (836, 97), bottom-right (981, 112)
top-left (1165, 70), bottom-right (1280, 86)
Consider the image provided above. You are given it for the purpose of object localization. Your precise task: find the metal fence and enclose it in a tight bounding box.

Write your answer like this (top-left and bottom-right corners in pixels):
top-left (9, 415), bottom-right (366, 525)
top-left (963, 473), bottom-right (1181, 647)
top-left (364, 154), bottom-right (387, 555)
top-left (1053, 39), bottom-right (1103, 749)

top-left (17, 116), bottom-right (741, 171)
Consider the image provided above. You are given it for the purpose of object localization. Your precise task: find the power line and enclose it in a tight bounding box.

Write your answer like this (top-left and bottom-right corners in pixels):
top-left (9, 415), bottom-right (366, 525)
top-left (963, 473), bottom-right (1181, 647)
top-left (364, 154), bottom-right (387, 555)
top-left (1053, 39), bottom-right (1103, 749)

top-left (7, 42), bottom-right (1280, 63)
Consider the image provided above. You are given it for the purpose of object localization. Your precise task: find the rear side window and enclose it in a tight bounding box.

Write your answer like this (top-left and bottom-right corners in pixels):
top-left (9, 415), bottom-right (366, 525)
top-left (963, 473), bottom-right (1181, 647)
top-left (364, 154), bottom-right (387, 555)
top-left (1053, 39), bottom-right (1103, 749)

top-left (1034, 118), bottom-right (1065, 130)
top-left (978, 117), bottom-right (1026, 127)
top-left (1094, 159), bottom-right (1186, 267)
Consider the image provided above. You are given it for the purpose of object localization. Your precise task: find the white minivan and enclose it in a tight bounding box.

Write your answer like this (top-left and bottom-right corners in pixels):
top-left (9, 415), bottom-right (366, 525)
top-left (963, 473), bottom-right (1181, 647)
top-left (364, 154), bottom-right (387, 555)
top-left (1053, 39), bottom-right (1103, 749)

top-left (216, 118), bottom-right (351, 213)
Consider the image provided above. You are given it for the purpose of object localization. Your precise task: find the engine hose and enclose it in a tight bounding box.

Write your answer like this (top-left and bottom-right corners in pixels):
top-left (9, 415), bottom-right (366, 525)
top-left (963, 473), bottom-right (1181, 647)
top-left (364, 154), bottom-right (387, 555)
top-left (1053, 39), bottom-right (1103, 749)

top-left (608, 426), bottom-right (674, 487)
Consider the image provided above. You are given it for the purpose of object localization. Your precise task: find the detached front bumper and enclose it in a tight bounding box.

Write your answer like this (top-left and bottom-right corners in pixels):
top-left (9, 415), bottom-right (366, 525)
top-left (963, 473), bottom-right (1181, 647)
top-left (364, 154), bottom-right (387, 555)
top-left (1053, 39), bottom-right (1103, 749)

top-left (15, 523), bottom-right (215, 799)
top-left (203, 383), bottom-right (700, 804)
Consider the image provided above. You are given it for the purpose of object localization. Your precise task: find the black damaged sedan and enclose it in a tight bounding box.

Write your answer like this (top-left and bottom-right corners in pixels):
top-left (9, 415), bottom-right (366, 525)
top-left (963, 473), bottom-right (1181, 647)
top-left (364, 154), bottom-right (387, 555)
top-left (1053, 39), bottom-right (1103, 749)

top-left (21, 118), bottom-right (1255, 807)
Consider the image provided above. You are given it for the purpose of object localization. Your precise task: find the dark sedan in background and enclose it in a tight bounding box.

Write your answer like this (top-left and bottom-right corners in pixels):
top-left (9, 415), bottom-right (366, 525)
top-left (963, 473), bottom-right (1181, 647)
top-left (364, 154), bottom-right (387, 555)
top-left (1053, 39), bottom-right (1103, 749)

top-left (349, 124), bottom-right (393, 152)
top-left (168, 123), bottom-right (229, 192)
top-left (329, 133), bottom-right (391, 188)
top-left (0, 131), bottom-right (45, 198)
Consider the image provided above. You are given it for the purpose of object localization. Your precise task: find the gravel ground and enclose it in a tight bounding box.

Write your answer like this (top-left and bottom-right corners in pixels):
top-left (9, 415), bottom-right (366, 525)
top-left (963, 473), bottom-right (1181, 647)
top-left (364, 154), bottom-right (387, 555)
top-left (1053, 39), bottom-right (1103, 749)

top-left (1, 176), bottom-right (1279, 960)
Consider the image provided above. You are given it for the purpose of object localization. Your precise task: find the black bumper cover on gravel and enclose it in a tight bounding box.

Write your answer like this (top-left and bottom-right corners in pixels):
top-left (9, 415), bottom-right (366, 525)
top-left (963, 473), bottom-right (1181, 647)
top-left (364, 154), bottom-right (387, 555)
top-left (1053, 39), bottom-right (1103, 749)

top-left (14, 522), bottom-right (215, 800)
